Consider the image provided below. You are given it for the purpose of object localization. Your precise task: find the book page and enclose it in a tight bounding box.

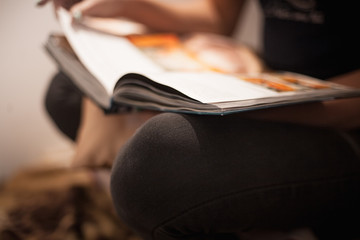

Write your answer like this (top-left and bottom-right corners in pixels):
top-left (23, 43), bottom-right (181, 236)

top-left (142, 70), bottom-right (356, 103)
top-left (57, 8), bottom-right (163, 94)
top-left (144, 72), bottom-right (278, 103)
top-left (56, 9), bottom-right (357, 107)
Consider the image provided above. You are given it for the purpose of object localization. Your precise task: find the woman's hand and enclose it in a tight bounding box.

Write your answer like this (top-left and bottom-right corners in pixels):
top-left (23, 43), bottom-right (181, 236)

top-left (38, 0), bottom-right (145, 20)
top-left (69, 0), bottom-right (127, 18)
top-left (183, 33), bottom-right (264, 74)
top-left (37, 0), bottom-right (82, 10)
top-left (37, 0), bottom-right (126, 19)
top-left (37, 0), bottom-right (237, 34)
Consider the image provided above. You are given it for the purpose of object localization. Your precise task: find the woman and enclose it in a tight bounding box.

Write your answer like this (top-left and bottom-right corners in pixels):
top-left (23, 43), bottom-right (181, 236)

top-left (40, 0), bottom-right (360, 239)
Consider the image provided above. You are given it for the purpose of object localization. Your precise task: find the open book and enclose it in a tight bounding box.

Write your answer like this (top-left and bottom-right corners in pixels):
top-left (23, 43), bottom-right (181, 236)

top-left (44, 9), bottom-right (360, 115)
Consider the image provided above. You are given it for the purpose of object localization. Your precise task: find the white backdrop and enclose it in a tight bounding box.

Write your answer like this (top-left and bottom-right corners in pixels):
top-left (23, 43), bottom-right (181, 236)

top-left (0, 0), bottom-right (74, 181)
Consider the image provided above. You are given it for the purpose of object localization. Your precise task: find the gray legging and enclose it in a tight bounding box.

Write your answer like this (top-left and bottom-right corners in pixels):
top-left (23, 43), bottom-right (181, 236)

top-left (45, 71), bottom-right (360, 239)
top-left (44, 71), bottom-right (83, 141)
top-left (110, 113), bottom-right (360, 240)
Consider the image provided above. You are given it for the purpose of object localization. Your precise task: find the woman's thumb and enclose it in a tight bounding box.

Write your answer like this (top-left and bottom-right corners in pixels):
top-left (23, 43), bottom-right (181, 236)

top-left (70, 0), bottom-right (123, 19)
top-left (70, 0), bottom-right (100, 19)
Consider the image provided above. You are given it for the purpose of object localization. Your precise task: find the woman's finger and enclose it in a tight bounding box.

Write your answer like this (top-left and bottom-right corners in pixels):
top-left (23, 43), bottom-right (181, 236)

top-left (36, 0), bottom-right (51, 6)
top-left (70, 0), bottom-right (124, 19)
top-left (37, 0), bottom-right (82, 10)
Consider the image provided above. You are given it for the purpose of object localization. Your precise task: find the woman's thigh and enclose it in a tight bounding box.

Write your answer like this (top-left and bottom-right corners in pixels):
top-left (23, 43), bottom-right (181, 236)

top-left (111, 113), bottom-right (360, 240)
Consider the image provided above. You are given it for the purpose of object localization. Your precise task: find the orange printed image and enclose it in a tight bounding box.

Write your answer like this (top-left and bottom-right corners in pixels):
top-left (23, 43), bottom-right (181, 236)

top-left (126, 34), bottom-right (209, 72)
top-left (125, 33), bottom-right (263, 74)
top-left (127, 34), bottom-right (180, 48)
top-left (276, 74), bottom-right (330, 90)
top-left (242, 77), bottom-right (295, 92)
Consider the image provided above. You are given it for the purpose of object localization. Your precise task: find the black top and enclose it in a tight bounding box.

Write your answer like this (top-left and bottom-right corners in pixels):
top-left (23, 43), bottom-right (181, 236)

top-left (259, 0), bottom-right (360, 79)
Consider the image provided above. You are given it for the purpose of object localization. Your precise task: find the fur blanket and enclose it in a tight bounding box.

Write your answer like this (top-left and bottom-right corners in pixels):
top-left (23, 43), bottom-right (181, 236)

top-left (0, 166), bottom-right (141, 240)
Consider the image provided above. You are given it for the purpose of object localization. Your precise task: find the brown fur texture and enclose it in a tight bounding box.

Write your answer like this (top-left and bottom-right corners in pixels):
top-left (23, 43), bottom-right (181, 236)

top-left (0, 166), bottom-right (141, 240)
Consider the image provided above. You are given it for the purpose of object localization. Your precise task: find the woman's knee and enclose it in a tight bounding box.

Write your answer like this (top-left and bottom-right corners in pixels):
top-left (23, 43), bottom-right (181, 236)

top-left (110, 113), bottom-right (199, 237)
top-left (44, 71), bottom-right (82, 140)
top-left (110, 113), bottom-right (360, 237)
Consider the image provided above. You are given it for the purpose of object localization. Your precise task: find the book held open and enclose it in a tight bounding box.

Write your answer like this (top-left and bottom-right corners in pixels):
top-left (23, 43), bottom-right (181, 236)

top-left (44, 8), bottom-right (360, 115)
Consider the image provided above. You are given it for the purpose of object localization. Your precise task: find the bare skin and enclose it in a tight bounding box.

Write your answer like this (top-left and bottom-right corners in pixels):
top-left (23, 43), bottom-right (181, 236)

top-left (72, 98), bottom-right (157, 168)
top-left (37, 0), bottom-right (238, 34)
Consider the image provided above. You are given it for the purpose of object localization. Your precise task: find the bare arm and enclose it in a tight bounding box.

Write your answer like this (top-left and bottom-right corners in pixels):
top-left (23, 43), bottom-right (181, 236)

top-left (244, 69), bottom-right (360, 131)
top-left (210, 0), bottom-right (247, 35)
top-left (65, 0), bottom-right (245, 35)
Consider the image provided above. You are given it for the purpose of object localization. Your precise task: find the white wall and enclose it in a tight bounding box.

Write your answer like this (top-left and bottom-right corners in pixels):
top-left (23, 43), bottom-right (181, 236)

top-left (0, 0), bottom-right (74, 181)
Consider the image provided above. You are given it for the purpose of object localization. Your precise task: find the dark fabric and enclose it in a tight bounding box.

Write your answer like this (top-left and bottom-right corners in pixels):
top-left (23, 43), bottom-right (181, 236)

top-left (111, 113), bottom-right (360, 240)
top-left (259, 0), bottom-right (360, 79)
top-left (44, 71), bottom-right (83, 141)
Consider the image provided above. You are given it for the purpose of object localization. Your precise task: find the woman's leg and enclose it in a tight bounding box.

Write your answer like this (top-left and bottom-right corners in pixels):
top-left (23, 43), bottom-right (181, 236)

top-left (111, 113), bottom-right (360, 240)
top-left (44, 71), bottom-right (83, 141)
top-left (72, 98), bottom-right (157, 168)
top-left (44, 71), bottom-right (157, 167)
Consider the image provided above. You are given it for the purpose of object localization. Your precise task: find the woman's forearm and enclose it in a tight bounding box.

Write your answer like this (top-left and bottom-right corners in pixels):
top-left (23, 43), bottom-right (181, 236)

top-left (70, 0), bottom-right (245, 35)
top-left (244, 70), bottom-right (360, 130)
top-left (119, 0), bottom-right (244, 34)
top-left (246, 98), bottom-right (360, 130)
top-left (119, 0), bottom-right (222, 34)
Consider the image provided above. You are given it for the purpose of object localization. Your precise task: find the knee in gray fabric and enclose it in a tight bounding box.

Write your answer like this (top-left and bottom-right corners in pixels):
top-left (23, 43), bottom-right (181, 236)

top-left (110, 113), bottom-right (360, 239)
top-left (110, 113), bottom-right (199, 238)
top-left (44, 71), bottom-right (82, 141)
